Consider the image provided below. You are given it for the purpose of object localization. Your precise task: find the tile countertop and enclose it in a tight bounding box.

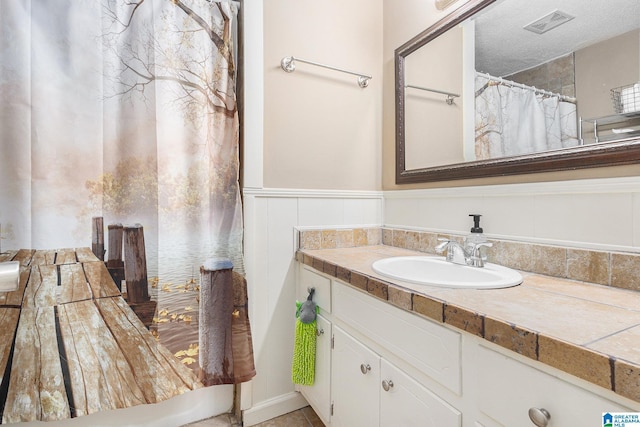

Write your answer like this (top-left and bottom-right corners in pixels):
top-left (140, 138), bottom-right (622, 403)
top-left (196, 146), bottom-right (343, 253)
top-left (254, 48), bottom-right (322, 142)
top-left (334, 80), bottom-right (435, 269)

top-left (296, 245), bottom-right (640, 405)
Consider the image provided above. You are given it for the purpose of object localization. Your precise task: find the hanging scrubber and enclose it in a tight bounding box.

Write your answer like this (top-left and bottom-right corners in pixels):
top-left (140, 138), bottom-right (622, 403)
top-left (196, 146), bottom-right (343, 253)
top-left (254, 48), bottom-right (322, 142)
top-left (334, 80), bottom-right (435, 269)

top-left (292, 287), bottom-right (319, 386)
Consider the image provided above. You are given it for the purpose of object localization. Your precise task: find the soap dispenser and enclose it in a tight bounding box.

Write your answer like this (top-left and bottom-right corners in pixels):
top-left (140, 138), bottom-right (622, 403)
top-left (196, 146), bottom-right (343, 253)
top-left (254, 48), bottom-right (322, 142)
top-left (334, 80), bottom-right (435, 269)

top-left (465, 214), bottom-right (487, 257)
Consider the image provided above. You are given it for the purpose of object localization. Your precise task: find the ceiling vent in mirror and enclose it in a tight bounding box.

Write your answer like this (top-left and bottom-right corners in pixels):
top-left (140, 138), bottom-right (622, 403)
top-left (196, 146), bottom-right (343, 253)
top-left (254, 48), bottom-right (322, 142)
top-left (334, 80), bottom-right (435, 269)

top-left (523, 10), bottom-right (574, 34)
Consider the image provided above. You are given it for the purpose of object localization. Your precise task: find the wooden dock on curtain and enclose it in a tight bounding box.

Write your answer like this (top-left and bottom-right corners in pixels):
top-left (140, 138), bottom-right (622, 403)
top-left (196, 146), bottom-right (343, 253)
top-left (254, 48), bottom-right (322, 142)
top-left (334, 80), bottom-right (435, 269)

top-left (102, 222), bottom-right (157, 328)
top-left (0, 248), bottom-right (202, 424)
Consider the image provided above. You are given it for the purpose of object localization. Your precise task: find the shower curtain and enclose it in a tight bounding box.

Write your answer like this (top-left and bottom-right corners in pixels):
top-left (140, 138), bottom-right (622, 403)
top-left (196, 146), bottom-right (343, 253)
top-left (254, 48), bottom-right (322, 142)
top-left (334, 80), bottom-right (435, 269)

top-left (0, 0), bottom-right (253, 417)
top-left (474, 74), bottom-right (579, 160)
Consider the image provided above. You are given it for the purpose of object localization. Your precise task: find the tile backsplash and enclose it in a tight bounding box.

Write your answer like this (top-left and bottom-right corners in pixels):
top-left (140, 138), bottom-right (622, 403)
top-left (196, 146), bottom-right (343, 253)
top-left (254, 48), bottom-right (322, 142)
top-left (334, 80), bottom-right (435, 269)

top-left (299, 227), bottom-right (382, 250)
top-left (298, 226), bottom-right (640, 292)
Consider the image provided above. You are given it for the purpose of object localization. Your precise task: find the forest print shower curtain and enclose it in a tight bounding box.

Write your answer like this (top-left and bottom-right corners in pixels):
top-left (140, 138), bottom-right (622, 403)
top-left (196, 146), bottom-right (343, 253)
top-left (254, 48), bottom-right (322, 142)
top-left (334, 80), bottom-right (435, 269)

top-left (0, 0), bottom-right (251, 421)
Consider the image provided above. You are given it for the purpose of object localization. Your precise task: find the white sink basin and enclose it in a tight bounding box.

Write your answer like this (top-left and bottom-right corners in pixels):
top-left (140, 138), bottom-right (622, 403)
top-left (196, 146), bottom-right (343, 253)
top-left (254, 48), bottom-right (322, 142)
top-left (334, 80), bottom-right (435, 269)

top-left (372, 256), bottom-right (522, 289)
top-left (0, 261), bottom-right (20, 292)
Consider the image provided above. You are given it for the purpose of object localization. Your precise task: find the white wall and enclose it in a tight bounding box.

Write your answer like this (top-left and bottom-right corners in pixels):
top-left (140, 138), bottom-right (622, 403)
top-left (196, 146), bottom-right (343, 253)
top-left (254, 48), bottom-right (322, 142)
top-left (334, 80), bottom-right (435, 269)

top-left (241, 190), bottom-right (383, 426)
top-left (385, 177), bottom-right (640, 253)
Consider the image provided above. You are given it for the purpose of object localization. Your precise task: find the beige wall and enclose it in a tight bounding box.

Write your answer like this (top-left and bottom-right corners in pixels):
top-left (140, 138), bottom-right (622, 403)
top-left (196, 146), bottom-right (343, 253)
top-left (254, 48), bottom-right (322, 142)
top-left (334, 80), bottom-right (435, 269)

top-left (405, 26), bottom-right (464, 169)
top-left (381, 2), bottom-right (640, 190)
top-left (576, 29), bottom-right (640, 120)
top-left (262, 0), bottom-right (382, 190)
top-left (382, 0), bottom-right (460, 189)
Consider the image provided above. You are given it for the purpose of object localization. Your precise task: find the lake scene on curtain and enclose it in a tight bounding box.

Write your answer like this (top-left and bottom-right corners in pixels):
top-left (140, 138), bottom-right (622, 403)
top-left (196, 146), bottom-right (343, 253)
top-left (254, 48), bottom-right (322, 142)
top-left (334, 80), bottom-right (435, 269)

top-left (0, 0), bottom-right (249, 421)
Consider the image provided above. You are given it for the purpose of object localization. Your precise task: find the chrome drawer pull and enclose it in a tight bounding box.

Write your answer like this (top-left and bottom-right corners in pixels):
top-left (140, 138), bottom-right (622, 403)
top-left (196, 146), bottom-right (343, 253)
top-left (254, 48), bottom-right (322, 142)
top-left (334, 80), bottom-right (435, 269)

top-left (528, 407), bottom-right (550, 427)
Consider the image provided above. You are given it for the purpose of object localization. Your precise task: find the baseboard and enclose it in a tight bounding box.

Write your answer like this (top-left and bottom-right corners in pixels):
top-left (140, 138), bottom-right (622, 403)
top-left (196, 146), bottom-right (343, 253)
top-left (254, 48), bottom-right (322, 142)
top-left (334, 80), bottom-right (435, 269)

top-left (241, 391), bottom-right (309, 426)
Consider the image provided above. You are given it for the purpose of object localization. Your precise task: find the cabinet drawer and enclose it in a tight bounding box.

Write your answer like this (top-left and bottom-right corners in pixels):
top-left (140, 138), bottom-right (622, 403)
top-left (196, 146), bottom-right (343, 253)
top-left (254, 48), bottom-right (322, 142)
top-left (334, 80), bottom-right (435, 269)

top-left (476, 345), bottom-right (634, 426)
top-left (333, 282), bottom-right (461, 394)
top-left (299, 266), bottom-right (331, 313)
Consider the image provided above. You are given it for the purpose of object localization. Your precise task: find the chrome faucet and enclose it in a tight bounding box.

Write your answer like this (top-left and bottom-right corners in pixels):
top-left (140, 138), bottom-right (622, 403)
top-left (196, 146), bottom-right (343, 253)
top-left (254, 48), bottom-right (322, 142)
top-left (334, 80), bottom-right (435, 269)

top-left (435, 238), bottom-right (493, 267)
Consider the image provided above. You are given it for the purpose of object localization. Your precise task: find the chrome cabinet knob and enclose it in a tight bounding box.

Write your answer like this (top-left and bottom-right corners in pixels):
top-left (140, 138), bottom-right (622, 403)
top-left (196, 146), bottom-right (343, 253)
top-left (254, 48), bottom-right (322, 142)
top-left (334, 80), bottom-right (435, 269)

top-left (316, 328), bottom-right (324, 336)
top-left (381, 380), bottom-right (394, 392)
top-left (360, 364), bottom-right (371, 374)
top-left (528, 407), bottom-right (550, 427)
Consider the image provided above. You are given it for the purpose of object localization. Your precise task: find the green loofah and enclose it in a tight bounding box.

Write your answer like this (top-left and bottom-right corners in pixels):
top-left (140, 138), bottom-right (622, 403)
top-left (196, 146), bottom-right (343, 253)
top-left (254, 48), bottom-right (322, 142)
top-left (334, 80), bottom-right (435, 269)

top-left (292, 289), bottom-right (319, 386)
top-left (291, 317), bottom-right (317, 385)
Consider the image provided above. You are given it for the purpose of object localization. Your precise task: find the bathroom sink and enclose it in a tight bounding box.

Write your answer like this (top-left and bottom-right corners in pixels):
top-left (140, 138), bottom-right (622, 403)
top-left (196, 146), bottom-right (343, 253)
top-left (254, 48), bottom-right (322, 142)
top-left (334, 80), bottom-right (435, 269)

top-left (371, 256), bottom-right (522, 289)
top-left (0, 261), bottom-right (20, 292)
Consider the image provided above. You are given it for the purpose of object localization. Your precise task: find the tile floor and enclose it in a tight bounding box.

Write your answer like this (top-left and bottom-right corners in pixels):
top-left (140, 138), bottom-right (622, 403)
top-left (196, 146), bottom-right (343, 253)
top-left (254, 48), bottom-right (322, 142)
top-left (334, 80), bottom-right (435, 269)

top-left (184, 406), bottom-right (323, 427)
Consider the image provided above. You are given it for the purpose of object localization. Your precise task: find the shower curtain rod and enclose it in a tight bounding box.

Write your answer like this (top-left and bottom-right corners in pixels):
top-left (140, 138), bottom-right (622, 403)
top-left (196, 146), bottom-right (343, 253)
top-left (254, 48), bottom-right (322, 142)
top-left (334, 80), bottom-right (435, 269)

top-left (478, 72), bottom-right (577, 103)
top-left (281, 56), bottom-right (371, 88)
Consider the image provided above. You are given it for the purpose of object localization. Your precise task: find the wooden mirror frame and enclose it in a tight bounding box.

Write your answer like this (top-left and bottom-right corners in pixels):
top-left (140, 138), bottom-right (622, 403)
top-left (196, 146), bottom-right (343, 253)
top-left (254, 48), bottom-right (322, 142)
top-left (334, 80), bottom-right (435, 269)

top-left (395, 0), bottom-right (640, 184)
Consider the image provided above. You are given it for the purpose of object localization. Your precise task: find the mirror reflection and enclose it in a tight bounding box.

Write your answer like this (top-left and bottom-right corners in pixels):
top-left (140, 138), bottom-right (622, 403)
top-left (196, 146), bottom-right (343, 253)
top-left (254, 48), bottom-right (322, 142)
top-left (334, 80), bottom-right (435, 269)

top-left (402, 0), bottom-right (640, 173)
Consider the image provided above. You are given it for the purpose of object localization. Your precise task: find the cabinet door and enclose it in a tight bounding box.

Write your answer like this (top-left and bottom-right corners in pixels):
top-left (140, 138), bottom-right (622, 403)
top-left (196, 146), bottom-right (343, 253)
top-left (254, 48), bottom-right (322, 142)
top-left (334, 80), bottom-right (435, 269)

top-left (331, 326), bottom-right (380, 427)
top-left (380, 359), bottom-right (461, 427)
top-left (298, 314), bottom-right (332, 425)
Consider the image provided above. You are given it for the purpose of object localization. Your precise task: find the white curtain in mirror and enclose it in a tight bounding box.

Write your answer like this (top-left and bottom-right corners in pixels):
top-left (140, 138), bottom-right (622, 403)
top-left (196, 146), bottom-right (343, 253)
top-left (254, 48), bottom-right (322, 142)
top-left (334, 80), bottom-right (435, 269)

top-left (475, 74), bottom-right (579, 160)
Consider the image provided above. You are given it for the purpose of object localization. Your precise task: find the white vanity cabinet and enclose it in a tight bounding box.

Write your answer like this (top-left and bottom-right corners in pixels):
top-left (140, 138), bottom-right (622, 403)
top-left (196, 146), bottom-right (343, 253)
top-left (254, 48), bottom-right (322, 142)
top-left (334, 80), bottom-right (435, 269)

top-left (295, 263), bottom-right (640, 427)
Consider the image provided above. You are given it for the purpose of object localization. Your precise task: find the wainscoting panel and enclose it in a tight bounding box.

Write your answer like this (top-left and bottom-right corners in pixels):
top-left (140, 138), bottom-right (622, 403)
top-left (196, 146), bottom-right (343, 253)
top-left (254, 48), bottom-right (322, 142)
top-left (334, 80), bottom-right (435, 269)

top-left (242, 188), bottom-right (383, 426)
top-left (384, 177), bottom-right (640, 253)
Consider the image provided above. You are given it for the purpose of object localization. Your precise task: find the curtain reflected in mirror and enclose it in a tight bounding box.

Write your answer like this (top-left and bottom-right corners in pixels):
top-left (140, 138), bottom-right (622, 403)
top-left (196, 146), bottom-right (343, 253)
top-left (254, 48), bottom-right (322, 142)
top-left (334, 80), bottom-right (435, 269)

top-left (474, 73), bottom-right (579, 160)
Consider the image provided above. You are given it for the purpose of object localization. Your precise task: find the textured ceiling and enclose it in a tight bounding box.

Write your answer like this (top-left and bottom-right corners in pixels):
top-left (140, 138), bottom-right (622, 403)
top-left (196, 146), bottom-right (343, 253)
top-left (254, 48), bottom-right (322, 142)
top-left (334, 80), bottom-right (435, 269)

top-left (474, 0), bottom-right (640, 76)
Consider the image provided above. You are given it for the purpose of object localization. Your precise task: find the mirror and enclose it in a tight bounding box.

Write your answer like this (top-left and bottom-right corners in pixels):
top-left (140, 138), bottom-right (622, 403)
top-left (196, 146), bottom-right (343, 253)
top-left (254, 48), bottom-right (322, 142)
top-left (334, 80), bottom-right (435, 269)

top-left (396, 0), bottom-right (640, 184)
